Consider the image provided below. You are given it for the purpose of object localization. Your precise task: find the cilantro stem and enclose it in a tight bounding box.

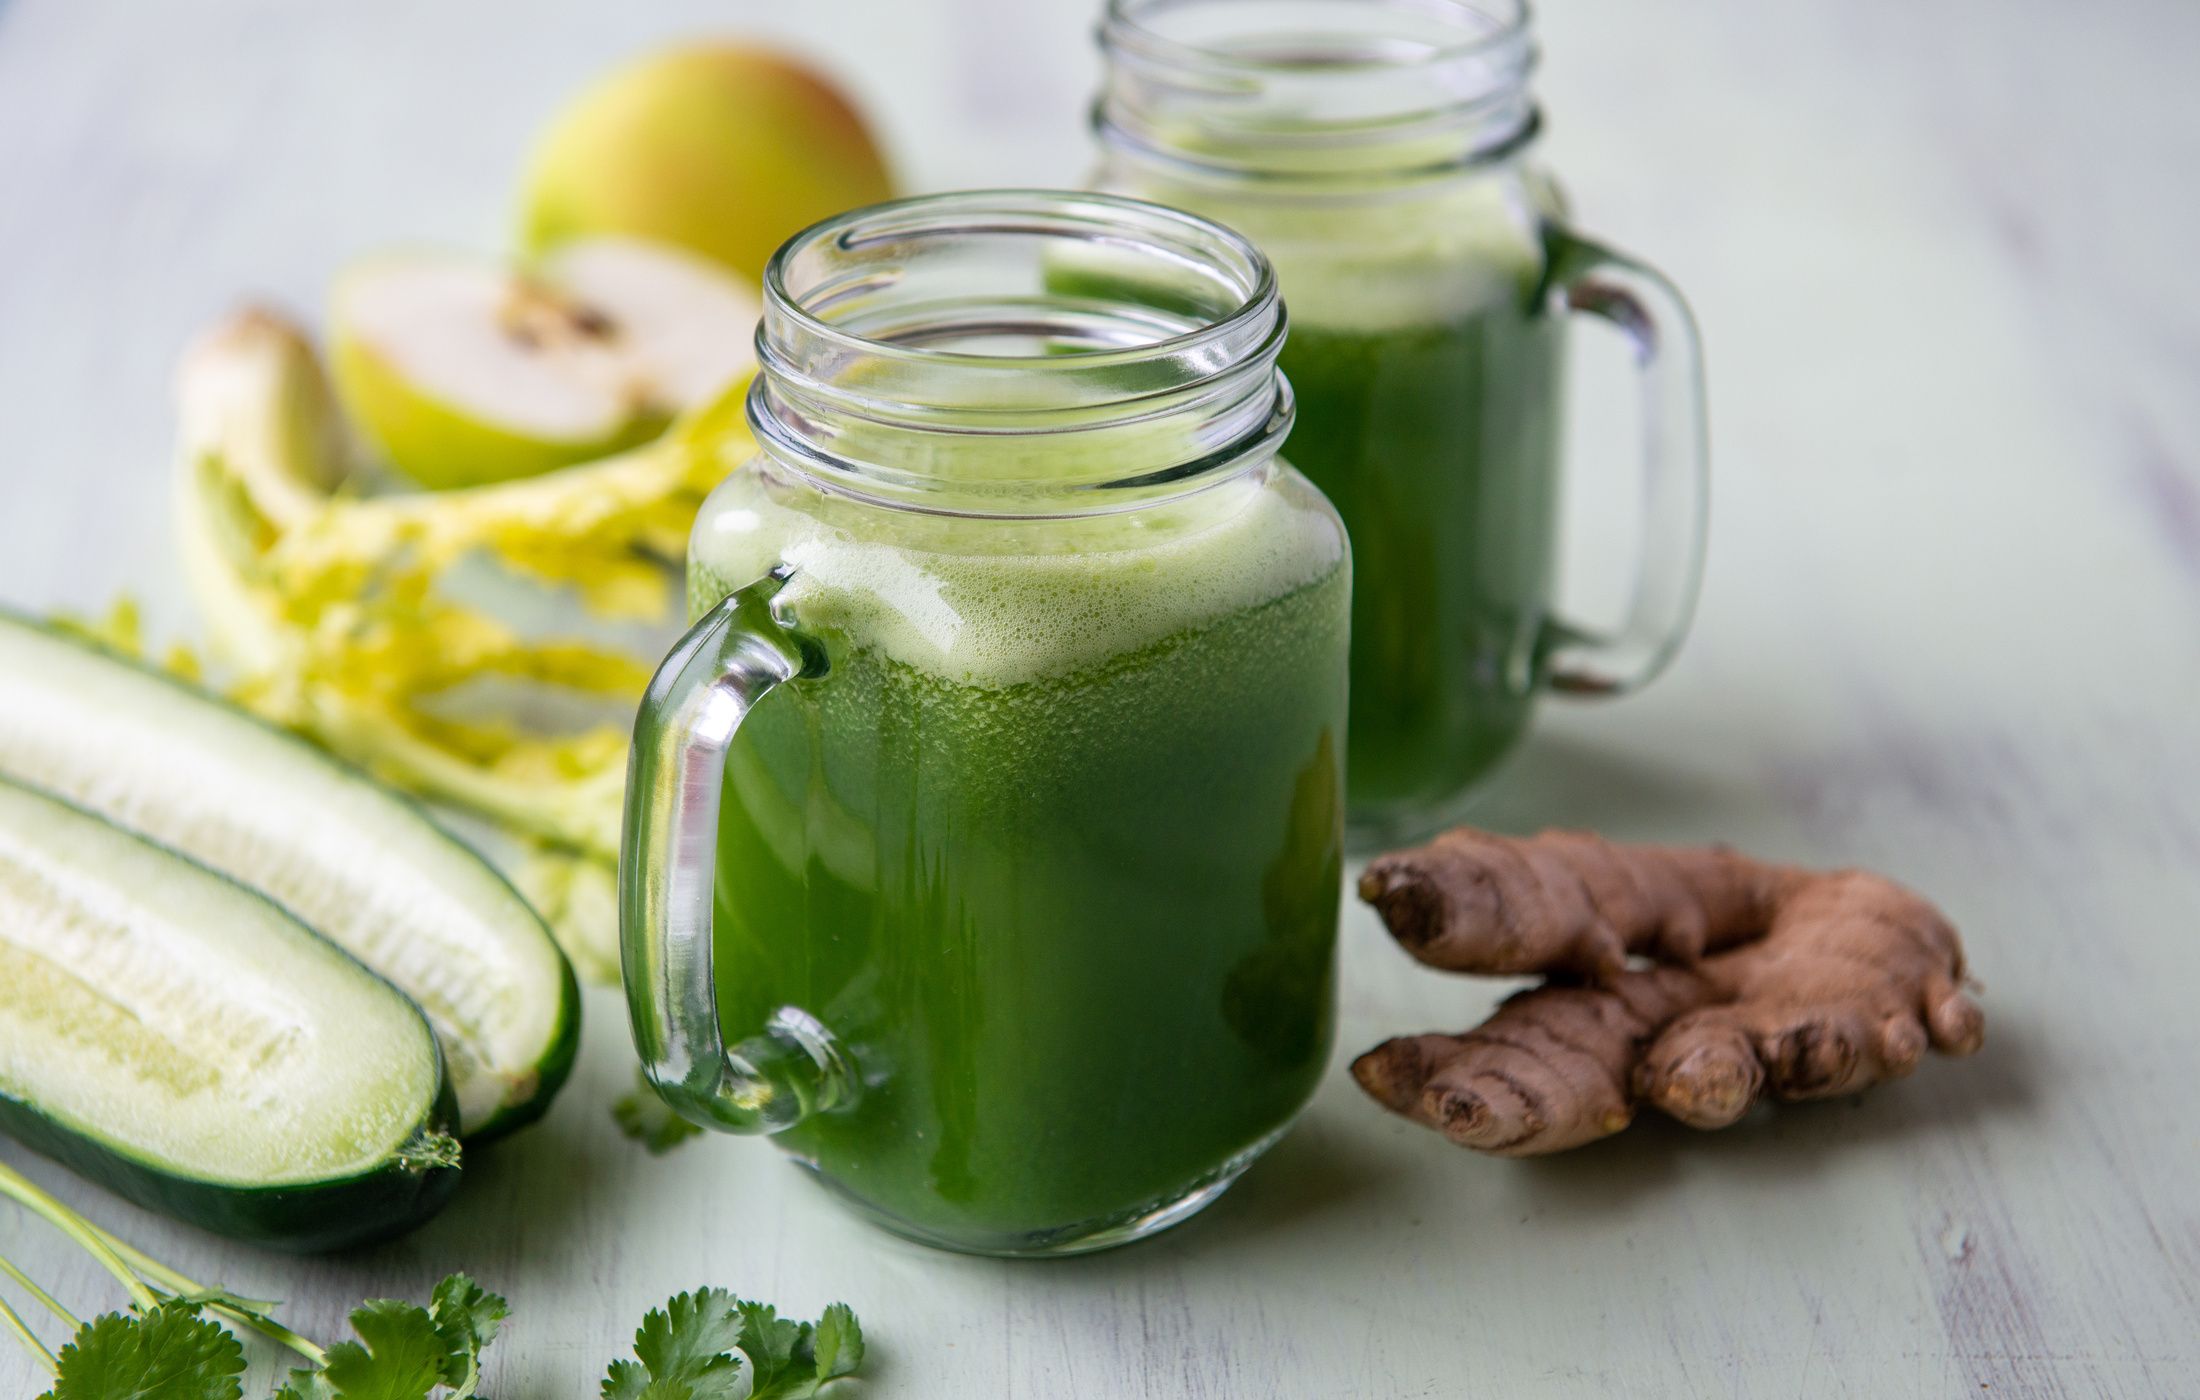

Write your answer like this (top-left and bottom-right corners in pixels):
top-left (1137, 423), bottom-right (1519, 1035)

top-left (0, 1288), bottom-right (55, 1375)
top-left (0, 1159), bottom-right (327, 1368)
top-left (0, 1250), bottom-right (76, 1328)
top-left (84, 1227), bottom-right (326, 1367)
top-left (0, 1161), bottom-right (156, 1311)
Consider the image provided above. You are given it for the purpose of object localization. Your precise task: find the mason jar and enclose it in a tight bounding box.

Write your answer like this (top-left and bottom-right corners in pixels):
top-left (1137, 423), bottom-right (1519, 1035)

top-left (1094, 0), bottom-right (1709, 844)
top-left (621, 191), bottom-right (1350, 1257)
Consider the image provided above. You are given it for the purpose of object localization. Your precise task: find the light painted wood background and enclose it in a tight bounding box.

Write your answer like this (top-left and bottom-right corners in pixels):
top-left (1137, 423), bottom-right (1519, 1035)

top-left (3, 1), bottom-right (2196, 1396)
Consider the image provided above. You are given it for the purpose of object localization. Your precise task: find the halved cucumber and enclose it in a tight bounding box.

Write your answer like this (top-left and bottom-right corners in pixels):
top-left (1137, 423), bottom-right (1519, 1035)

top-left (0, 778), bottom-right (459, 1251)
top-left (0, 612), bottom-right (577, 1139)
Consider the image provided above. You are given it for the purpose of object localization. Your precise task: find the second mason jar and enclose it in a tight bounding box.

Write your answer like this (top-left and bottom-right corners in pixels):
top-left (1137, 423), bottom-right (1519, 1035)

top-left (621, 191), bottom-right (1349, 1257)
top-left (1094, 0), bottom-right (1709, 843)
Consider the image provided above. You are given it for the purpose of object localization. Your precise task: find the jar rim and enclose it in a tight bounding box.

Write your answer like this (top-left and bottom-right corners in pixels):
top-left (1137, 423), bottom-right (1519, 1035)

top-left (748, 189), bottom-right (1296, 518)
top-left (1100, 0), bottom-right (1533, 75)
top-left (759, 189), bottom-right (1279, 376)
top-left (1094, 0), bottom-right (1539, 186)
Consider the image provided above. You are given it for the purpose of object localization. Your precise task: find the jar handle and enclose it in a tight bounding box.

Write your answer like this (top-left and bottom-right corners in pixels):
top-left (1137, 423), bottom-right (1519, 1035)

top-left (1540, 231), bottom-right (1710, 696)
top-left (619, 567), bottom-right (849, 1134)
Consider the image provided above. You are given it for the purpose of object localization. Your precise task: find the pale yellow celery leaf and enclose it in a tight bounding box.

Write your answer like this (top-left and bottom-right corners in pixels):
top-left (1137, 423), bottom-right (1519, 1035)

top-left (168, 308), bottom-right (750, 858)
top-left (284, 680), bottom-right (624, 858)
top-left (461, 640), bottom-right (652, 695)
top-left (298, 598), bottom-right (648, 704)
top-left (280, 606), bottom-right (631, 855)
top-left (492, 544), bottom-right (676, 620)
top-left (48, 597), bottom-right (210, 686)
top-left (262, 377), bottom-right (751, 621)
top-left (263, 451), bottom-right (692, 621)
top-left (162, 643), bottom-right (206, 683)
top-left (49, 596), bottom-right (145, 654)
top-left (161, 527), bottom-right (631, 857)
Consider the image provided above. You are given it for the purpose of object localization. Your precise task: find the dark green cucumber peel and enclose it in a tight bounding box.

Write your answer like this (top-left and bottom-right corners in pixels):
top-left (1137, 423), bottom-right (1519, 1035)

top-left (0, 1088), bottom-right (462, 1255)
top-left (476, 953), bottom-right (582, 1144)
top-left (0, 779), bottom-right (463, 1251)
top-left (0, 608), bottom-right (578, 1141)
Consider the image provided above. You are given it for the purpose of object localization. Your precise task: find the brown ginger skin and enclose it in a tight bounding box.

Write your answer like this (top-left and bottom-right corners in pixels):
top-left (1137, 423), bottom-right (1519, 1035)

top-left (1358, 828), bottom-right (1802, 980)
top-left (1352, 829), bottom-right (1985, 1156)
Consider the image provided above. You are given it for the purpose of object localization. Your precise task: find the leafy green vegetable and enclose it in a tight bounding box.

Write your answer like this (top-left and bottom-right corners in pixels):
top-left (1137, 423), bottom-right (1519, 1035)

top-left (275, 1301), bottom-right (442, 1400)
top-left (602, 1292), bottom-right (863, 1400)
top-left (22, 1275), bottom-right (507, 1400)
top-left (158, 1290), bottom-right (285, 1322)
top-left (427, 1276), bottom-right (507, 1393)
top-left (614, 1070), bottom-right (704, 1155)
top-left (174, 310), bottom-right (749, 873)
top-left (41, 1303), bottom-right (245, 1400)
top-left (603, 1289), bottom-right (744, 1400)
top-left (7, 1157), bottom-right (863, 1399)
top-left (808, 1306), bottom-right (863, 1386)
top-left (273, 1276), bottom-right (506, 1400)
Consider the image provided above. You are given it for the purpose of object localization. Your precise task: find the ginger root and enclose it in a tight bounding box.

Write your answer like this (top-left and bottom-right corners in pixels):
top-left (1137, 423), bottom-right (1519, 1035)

top-left (1353, 829), bottom-right (1984, 1156)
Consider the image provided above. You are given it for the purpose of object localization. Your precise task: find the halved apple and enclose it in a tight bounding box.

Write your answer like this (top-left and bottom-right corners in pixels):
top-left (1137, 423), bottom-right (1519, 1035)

top-left (330, 237), bottom-right (759, 489)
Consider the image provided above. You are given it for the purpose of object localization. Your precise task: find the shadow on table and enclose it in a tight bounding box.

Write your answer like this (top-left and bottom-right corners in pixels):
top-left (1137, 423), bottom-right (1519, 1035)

top-left (1462, 724), bottom-right (1773, 841)
top-left (1101, 1010), bottom-right (2044, 1273)
top-left (192, 1084), bottom-right (640, 1350)
top-left (1193, 1105), bottom-right (1412, 1241)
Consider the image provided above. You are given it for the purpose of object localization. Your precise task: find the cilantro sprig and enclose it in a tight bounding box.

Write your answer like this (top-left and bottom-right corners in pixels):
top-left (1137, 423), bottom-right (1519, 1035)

top-left (602, 1289), bottom-right (863, 1400)
top-left (3, 1159), bottom-right (868, 1400)
top-left (1, 1157), bottom-right (507, 1400)
top-left (43, 1302), bottom-right (244, 1400)
top-left (267, 1273), bottom-right (506, 1400)
top-left (27, 1269), bottom-right (505, 1400)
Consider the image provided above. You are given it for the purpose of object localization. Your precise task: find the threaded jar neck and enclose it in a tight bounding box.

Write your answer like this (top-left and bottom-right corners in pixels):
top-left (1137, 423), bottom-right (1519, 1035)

top-left (747, 189), bottom-right (1293, 518)
top-left (1096, 0), bottom-right (1539, 187)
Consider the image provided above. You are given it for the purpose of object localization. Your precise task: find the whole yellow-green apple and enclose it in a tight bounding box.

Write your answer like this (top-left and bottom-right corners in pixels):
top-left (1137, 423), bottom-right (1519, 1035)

top-left (518, 44), bottom-right (895, 284)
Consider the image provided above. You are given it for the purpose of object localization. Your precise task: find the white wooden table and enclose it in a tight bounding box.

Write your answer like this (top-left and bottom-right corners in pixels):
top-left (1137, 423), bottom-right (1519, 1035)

top-left (3, 1), bottom-right (2196, 1395)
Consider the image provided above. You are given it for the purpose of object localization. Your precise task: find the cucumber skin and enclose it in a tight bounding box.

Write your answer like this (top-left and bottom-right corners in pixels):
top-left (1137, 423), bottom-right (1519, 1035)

top-left (0, 608), bottom-right (581, 1141)
top-left (469, 952), bottom-right (582, 1145)
top-left (0, 775), bottom-right (468, 1252)
top-left (0, 1081), bottom-right (463, 1254)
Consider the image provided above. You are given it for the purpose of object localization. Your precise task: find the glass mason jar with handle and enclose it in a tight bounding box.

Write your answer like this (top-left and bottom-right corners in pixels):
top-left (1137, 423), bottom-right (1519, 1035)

top-left (1093, 0), bottom-right (1709, 845)
top-left (621, 191), bottom-right (1350, 1257)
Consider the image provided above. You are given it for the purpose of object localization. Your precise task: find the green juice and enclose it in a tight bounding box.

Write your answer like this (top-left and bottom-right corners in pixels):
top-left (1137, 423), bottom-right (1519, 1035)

top-left (1279, 306), bottom-right (1563, 821)
top-left (690, 469), bottom-right (1349, 1250)
top-left (1094, 167), bottom-right (1567, 834)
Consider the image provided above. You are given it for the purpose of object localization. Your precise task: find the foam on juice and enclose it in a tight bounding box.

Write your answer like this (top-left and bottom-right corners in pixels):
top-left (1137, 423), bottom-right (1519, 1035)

top-left (691, 464), bottom-right (1346, 690)
top-left (1102, 159), bottom-right (1549, 333)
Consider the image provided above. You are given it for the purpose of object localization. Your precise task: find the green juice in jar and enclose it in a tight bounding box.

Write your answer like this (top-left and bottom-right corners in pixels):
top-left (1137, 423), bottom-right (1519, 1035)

top-left (1089, 0), bottom-right (1710, 842)
top-left (688, 464), bottom-right (1349, 1248)
top-left (1272, 212), bottom-right (1565, 819)
top-left (1053, 183), bottom-right (1564, 829)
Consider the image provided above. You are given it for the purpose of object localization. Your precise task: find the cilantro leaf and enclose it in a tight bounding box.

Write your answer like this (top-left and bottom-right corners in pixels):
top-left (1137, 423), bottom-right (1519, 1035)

top-left (317, 1300), bottom-right (446, 1400)
top-left (271, 1371), bottom-right (337, 1400)
top-left (614, 1071), bottom-right (703, 1154)
top-left (273, 1276), bottom-right (506, 1400)
top-left (734, 1302), bottom-right (806, 1395)
top-left (604, 1291), bottom-right (864, 1400)
top-left (600, 1355), bottom-right (745, 1400)
top-left (428, 1273), bottom-right (507, 1396)
top-left (42, 1303), bottom-right (244, 1400)
top-left (601, 1358), bottom-right (653, 1400)
top-left (808, 1304), bottom-right (864, 1383)
top-left (629, 1288), bottom-right (743, 1391)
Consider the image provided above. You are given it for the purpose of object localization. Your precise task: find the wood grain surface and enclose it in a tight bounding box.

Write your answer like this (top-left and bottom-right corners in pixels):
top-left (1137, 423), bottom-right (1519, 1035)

top-left (1, 1), bottom-right (2195, 1395)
